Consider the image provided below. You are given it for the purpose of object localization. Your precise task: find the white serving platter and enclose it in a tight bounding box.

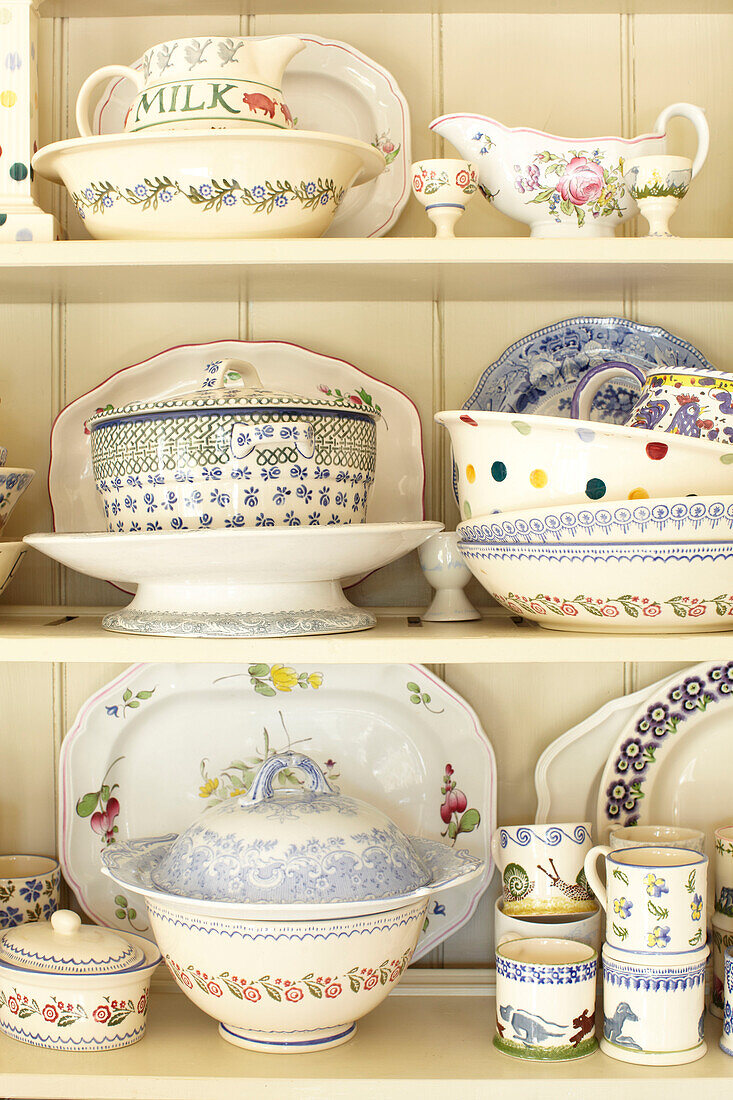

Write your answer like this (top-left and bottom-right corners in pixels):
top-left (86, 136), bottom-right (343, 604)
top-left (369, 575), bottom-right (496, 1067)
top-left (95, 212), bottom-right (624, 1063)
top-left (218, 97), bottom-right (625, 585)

top-left (534, 670), bottom-right (681, 825)
top-left (26, 522), bottom-right (441, 637)
top-left (59, 662), bottom-right (496, 961)
top-left (49, 339), bottom-right (425, 592)
top-left (93, 34), bottom-right (411, 239)
top-left (596, 660), bottom-right (733, 851)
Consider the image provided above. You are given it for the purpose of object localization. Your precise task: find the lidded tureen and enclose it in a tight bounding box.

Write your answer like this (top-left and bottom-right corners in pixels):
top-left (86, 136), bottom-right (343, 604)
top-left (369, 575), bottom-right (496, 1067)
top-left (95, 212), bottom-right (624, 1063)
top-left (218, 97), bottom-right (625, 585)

top-left (88, 359), bottom-right (379, 533)
top-left (0, 910), bottom-right (161, 1051)
top-left (152, 752), bottom-right (431, 904)
top-left (102, 752), bottom-right (483, 1053)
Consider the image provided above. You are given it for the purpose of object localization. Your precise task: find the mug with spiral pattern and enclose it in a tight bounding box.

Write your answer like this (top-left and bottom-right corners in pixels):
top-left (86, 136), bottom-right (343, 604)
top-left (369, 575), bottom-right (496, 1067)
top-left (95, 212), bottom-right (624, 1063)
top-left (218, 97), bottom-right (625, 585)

top-left (491, 824), bottom-right (595, 916)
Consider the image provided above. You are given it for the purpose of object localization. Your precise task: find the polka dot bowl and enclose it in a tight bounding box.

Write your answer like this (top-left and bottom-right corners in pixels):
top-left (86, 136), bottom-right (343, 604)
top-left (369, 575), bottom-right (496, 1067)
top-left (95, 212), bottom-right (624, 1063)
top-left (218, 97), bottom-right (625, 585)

top-left (455, 535), bottom-right (733, 634)
top-left (458, 495), bottom-right (733, 546)
top-left (435, 411), bottom-right (733, 520)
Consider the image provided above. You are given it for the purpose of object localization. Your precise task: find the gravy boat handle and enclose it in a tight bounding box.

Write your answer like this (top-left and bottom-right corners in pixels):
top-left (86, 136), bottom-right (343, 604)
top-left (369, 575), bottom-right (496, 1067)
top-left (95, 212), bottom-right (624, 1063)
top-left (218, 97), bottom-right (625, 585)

top-left (653, 102), bottom-right (709, 179)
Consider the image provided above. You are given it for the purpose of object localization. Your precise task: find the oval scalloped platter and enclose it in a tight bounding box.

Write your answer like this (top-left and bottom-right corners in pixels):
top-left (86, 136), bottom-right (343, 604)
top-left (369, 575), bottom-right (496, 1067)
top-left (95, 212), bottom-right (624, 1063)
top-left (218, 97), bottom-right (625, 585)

top-left (59, 662), bottom-right (496, 961)
top-left (92, 34), bottom-right (411, 239)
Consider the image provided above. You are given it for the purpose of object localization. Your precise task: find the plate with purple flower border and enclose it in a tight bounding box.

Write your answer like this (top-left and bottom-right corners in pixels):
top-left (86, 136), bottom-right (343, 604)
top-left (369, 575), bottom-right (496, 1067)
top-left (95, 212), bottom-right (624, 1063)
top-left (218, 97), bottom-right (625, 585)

top-left (595, 661), bottom-right (733, 866)
top-left (59, 661), bottom-right (495, 961)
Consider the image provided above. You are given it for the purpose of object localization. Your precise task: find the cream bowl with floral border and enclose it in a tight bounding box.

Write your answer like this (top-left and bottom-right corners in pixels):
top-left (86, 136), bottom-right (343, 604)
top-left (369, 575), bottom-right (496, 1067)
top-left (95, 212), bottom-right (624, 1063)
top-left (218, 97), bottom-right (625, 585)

top-left (101, 752), bottom-right (483, 1053)
top-left (32, 129), bottom-right (385, 241)
top-left (457, 531), bottom-right (733, 634)
top-left (0, 910), bottom-right (161, 1051)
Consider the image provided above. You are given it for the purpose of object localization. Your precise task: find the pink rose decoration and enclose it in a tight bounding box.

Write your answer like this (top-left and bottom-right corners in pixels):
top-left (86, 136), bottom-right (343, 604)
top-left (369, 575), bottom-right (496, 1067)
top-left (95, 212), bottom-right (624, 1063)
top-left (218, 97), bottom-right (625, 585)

top-left (557, 157), bottom-right (604, 206)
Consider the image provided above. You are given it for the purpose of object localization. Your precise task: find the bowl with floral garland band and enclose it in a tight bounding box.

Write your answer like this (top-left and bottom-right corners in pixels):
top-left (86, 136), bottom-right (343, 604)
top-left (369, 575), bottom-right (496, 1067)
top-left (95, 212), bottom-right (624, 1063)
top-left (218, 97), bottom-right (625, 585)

top-left (102, 752), bottom-right (483, 1053)
top-left (455, 534), bottom-right (733, 633)
top-left (0, 910), bottom-right (161, 1051)
top-left (437, 410), bottom-right (733, 521)
top-left (458, 496), bottom-right (733, 546)
top-left (31, 129), bottom-right (385, 241)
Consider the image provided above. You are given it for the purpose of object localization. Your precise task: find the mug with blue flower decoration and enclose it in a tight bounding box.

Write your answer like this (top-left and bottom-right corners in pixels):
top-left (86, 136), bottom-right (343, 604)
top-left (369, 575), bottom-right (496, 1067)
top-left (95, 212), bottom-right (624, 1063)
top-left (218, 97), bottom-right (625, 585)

top-left (0, 856), bottom-right (60, 929)
top-left (584, 845), bottom-right (707, 955)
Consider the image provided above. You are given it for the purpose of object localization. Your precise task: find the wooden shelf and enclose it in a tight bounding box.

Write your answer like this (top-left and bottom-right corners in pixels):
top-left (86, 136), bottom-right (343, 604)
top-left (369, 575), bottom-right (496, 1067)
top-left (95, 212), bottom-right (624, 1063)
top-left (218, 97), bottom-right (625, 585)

top-left (0, 989), bottom-right (729, 1099)
top-left (0, 606), bottom-right (731, 663)
top-left (36, 0), bottom-right (733, 15)
top-left (3, 238), bottom-right (733, 304)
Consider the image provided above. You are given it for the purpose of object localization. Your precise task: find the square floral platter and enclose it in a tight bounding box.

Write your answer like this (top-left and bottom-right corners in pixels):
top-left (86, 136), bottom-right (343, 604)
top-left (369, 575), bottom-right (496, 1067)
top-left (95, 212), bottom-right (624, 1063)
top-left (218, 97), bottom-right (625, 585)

top-left (60, 662), bottom-right (496, 961)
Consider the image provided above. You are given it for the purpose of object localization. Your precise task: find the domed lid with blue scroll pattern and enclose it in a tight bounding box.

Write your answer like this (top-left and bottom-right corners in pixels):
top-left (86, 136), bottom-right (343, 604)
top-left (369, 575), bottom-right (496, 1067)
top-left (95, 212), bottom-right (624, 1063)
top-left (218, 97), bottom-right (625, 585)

top-left (151, 751), bottom-right (430, 905)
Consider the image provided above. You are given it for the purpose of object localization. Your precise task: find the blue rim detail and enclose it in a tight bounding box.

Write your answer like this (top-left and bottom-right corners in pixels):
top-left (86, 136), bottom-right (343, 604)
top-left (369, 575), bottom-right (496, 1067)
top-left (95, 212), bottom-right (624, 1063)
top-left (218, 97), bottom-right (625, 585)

top-left (220, 1021), bottom-right (356, 1047)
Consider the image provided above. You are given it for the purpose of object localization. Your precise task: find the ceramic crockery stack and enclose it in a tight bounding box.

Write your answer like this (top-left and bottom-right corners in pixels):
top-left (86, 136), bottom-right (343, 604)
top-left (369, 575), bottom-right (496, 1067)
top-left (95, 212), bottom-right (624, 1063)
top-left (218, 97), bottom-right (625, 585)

top-left (491, 824), bottom-right (600, 960)
top-left (585, 843), bottom-right (709, 1065)
top-left (494, 937), bottom-right (598, 1061)
top-left (712, 825), bottom-right (733, 1018)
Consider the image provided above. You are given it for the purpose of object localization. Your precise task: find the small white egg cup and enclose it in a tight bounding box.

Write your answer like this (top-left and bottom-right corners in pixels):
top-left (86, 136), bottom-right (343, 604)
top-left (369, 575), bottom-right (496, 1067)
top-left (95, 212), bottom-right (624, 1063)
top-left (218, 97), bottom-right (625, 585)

top-left (624, 154), bottom-right (692, 237)
top-left (411, 159), bottom-right (479, 239)
top-left (418, 531), bottom-right (481, 622)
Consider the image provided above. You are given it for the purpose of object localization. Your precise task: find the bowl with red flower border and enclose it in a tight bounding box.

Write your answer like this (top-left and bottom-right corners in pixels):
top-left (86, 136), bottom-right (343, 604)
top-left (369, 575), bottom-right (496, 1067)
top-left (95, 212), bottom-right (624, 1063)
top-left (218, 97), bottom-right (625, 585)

top-left (102, 751), bottom-right (483, 1054)
top-left (0, 910), bottom-right (160, 1051)
top-left (436, 410), bottom-right (733, 521)
top-left (457, 527), bottom-right (733, 633)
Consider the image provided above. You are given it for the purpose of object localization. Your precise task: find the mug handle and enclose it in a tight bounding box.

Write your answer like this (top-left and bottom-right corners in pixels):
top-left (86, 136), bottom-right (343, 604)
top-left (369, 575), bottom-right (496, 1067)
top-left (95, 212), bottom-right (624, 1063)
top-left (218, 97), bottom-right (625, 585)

top-left (76, 65), bottom-right (145, 138)
top-left (583, 844), bottom-right (610, 913)
top-left (490, 828), bottom-right (503, 872)
top-left (653, 102), bottom-right (710, 179)
top-left (570, 361), bottom-right (647, 421)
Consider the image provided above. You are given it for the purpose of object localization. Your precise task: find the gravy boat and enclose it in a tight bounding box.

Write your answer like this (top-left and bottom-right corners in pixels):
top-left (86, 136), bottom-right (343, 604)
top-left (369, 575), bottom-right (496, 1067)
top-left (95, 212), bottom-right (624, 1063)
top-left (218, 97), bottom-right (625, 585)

top-left (430, 103), bottom-right (708, 237)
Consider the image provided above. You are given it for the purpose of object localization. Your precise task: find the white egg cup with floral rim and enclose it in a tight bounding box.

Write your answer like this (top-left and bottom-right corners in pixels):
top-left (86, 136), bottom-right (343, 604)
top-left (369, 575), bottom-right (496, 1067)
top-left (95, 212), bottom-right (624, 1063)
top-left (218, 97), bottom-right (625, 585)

top-left (411, 159), bottom-right (478, 239)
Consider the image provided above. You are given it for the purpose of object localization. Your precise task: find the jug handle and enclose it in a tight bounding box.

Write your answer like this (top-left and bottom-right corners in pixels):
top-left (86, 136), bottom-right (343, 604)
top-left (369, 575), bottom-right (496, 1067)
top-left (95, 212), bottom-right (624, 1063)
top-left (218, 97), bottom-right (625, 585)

top-left (76, 65), bottom-right (145, 138)
top-left (570, 361), bottom-right (646, 421)
top-left (653, 103), bottom-right (709, 179)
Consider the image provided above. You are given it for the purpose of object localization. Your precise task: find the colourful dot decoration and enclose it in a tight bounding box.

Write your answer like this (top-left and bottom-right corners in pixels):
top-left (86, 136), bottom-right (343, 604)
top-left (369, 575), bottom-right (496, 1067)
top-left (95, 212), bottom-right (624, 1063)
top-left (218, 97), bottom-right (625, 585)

top-left (584, 477), bottom-right (606, 500)
top-left (628, 487), bottom-right (649, 500)
top-left (512, 420), bottom-right (531, 436)
top-left (529, 469), bottom-right (548, 488)
top-left (491, 461), bottom-right (507, 482)
top-left (645, 440), bottom-right (668, 461)
top-left (465, 464), bottom-right (476, 484)
top-left (721, 453), bottom-right (733, 465)
top-left (459, 414), bottom-right (477, 426)
top-left (15, 228), bottom-right (31, 241)
top-left (0, 213), bottom-right (5, 227)
top-left (576, 428), bottom-right (595, 443)
top-left (9, 161), bottom-right (26, 181)
top-left (0, 89), bottom-right (16, 108)
top-left (463, 500), bottom-right (471, 519)
top-left (0, 10), bottom-right (12, 25)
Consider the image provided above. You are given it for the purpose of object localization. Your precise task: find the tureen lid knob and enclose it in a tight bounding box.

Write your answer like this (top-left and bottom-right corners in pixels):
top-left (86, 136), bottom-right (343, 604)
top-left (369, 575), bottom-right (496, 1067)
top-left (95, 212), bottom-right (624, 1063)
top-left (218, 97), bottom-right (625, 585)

top-left (51, 909), bottom-right (82, 935)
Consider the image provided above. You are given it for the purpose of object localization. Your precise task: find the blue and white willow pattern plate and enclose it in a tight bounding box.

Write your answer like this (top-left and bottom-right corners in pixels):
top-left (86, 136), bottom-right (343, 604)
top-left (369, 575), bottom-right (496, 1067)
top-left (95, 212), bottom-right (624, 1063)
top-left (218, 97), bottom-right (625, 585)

top-left (463, 317), bottom-right (712, 422)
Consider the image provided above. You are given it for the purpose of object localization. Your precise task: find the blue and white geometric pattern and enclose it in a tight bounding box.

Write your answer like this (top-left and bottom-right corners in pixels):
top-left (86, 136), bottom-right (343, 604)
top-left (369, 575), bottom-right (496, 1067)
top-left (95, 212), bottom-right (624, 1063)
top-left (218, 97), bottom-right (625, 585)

top-left (496, 956), bottom-right (596, 985)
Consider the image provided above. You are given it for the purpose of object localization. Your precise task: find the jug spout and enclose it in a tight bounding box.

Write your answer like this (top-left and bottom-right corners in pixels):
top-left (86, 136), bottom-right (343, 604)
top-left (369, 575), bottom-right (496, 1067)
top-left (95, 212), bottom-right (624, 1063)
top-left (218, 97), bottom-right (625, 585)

top-left (248, 35), bottom-right (305, 86)
top-left (430, 113), bottom-right (496, 159)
